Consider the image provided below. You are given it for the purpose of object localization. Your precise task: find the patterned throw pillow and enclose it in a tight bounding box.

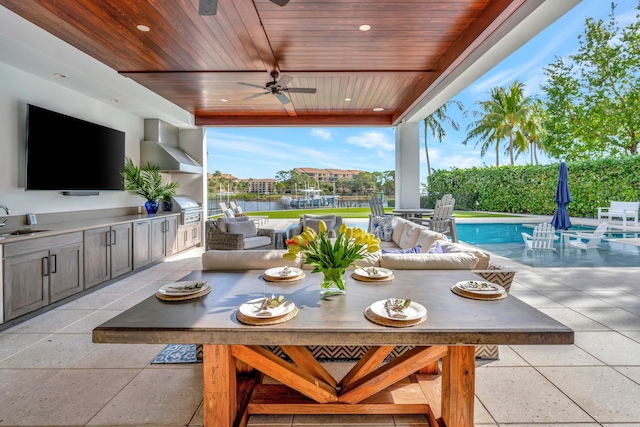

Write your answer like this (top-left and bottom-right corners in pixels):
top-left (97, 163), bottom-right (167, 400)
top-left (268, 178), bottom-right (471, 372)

top-left (382, 245), bottom-right (422, 254)
top-left (370, 215), bottom-right (394, 242)
top-left (225, 208), bottom-right (235, 218)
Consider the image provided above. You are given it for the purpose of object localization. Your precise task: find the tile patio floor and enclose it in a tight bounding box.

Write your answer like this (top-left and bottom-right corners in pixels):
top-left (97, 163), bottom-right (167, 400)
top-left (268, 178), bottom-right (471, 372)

top-left (1, 222), bottom-right (639, 426)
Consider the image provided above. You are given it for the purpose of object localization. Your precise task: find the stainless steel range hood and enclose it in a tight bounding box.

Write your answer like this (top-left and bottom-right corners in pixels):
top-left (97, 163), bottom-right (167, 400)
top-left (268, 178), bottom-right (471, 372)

top-left (140, 140), bottom-right (203, 174)
top-left (140, 119), bottom-right (203, 174)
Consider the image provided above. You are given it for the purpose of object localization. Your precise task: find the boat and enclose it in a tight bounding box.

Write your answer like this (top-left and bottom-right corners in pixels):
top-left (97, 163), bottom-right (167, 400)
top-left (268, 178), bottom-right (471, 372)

top-left (289, 187), bottom-right (339, 208)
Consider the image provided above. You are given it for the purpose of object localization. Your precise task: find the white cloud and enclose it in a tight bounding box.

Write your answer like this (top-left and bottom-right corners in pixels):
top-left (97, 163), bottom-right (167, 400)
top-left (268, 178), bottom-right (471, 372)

top-left (345, 131), bottom-right (394, 151)
top-left (310, 128), bottom-right (332, 141)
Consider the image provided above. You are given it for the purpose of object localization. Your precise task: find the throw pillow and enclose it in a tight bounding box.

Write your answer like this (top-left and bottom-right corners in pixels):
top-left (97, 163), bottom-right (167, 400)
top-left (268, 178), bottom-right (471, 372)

top-left (398, 224), bottom-right (422, 248)
top-left (381, 245), bottom-right (422, 254)
top-left (415, 230), bottom-right (446, 253)
top-left (303, 219), bottom-right (324, 234)
top-left (227, 220), bottom-right (257, 238)
top-left (370, 215), bottom-right (393, 242)
top-left (427, 241), bottom-right (444, 254)
top-left (225, 208), bottom-right (235, 218)
top-left (234, 205), bottom-right (243, 214)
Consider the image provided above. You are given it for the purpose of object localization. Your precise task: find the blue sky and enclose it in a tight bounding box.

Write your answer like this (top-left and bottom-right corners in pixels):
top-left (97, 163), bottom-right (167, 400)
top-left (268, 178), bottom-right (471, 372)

top-left (206, 0), bottom-right (637, 182)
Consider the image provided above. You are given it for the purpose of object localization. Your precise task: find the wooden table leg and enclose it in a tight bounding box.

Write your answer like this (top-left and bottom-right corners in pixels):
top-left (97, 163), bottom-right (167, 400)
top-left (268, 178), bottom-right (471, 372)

top-left (441, 346), bottom-right (475, 427)
top-left (203, 344), bottom-right (237, 427)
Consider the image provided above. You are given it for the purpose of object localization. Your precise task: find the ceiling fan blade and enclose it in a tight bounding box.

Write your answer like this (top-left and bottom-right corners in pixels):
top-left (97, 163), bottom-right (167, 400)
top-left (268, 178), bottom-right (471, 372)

top-left (276, 75), bottom-right (293, 87)
top-left (237, 82), bottom-right (267, 89)
top-left (199, 0), bottom-right (218, 16)
top-left (270, 0), bottom-right (290, 6)
top-left (242, 92), bottom-right (269, 101)
top-left (284, 88), bottom-right (317, 94)
top-left (274, 92), bottom-right (291, 105)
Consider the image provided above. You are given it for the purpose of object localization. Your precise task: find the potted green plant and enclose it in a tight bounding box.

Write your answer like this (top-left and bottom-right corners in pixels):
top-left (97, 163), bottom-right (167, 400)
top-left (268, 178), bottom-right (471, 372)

top-left (121, 158), bottom-right (179, 215)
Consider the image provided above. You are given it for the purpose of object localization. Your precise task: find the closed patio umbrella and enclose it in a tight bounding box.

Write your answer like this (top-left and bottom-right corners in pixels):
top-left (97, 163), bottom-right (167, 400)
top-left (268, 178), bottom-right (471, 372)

top-left (551, 160), bottom-right (572, 230)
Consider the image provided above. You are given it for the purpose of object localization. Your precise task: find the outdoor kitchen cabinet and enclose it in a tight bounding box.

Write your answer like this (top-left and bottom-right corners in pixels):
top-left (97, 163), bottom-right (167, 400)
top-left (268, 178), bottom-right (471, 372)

top-left (151, 216), bottom-right (178, 261)
top-left (3, 232), bottom-right (84, 321)
top-left (133, 220), bottom-right (152, 269)
top-left (177, 220), bottom-right (202, 253)
top-left (84, 223), bottom-right (132, 288)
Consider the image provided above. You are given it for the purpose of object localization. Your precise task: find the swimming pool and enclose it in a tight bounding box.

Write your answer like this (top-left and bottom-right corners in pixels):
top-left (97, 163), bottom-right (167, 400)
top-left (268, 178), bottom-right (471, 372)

top-left (455, 222), bottom-right (640, 268)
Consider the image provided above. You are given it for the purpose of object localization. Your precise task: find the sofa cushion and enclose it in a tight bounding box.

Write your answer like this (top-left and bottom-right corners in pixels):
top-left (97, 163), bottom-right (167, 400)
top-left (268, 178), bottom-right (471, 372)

top-left (227, 220), bottom-right (257, 238)
top-left (370, 215), bottom-right (393, 241)
top-left (415, 230), bottom-right (447, 253)
top-left (243, 236), bottom-right (273, 249)
top-left (391, 217), bottom-right (408, 245)
top-left (398, 223), bottom-right (425, 248)
top-left (438, 241), bottom-right (491, 270)
top-left (217, 216), bottom-right (250, 232)
top-left (202, 249), bottom-right (298, 270)
top-left (382, 245), bottom-right (422, 254)
top-left (380, 252), bottom-right (479, 270)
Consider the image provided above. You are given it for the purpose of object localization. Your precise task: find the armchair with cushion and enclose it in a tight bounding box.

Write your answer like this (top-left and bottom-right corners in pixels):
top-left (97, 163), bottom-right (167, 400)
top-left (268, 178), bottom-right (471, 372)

top-left (288, 214), bottom-right (343, 239)
top-left (206, 216), bottom-right (275, 250)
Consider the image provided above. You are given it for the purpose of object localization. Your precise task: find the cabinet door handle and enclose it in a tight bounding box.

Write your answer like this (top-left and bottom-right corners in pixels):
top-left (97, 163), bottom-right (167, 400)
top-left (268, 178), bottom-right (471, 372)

top-left (184, 230), bottom-right (188, 241)
top-left (51, 254), bottom-right (57, 274)
top-left (106, 230), bottom-right (111, 246)
top-left (43, 256), bottom-right (49, 276)
top-left (164, 220), bottom-right (169, 232)
top-left (111, 230), bottom-right (116, 245)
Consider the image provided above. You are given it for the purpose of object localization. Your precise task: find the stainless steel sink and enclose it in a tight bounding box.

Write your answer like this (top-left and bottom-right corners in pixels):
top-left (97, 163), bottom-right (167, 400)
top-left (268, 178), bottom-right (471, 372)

top-left (8, 229), bottom-right (50, 236)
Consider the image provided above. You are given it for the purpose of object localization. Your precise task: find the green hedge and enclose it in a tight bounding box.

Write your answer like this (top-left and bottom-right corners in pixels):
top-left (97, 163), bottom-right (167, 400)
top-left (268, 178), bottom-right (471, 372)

top-left (425, 156), bottom-right (640, 218)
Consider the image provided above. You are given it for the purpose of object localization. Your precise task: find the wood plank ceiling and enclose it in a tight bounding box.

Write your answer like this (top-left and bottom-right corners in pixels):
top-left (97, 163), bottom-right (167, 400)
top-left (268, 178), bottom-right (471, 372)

top-left (0, 0), bottom-right (524, 126)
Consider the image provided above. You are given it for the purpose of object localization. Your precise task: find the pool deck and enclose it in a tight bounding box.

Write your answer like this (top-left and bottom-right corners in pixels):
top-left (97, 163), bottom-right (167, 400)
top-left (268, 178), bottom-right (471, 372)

top-left (0, 215), bottom-right (638, 426)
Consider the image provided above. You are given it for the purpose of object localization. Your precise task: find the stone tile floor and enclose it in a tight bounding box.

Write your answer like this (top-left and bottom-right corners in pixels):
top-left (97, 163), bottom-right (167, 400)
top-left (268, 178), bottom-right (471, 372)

top-left (1, 240), bottom-right (639, 426)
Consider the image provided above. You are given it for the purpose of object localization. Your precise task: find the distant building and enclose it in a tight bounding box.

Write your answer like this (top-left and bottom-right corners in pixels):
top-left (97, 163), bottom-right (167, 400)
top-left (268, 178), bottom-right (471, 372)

top-left (244, 178), bottom-right (276, 194)
top-left (294, 167), bottom-right (363, 183)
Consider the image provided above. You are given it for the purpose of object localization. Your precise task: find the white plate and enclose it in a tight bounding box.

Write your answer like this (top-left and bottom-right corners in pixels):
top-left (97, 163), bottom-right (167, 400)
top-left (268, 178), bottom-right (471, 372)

top-left (370, 299), bottom-right (426, 321)
top-left (456, 280), bottom-right (505, 294)
top-left (239, 298), bottom-right (296, 318)
top-left (354, 267), bottom-right (393, 278)
top-left (264, 266), bottom-right (303, 279)
top-left (158, 281), bottom-right (209, 296)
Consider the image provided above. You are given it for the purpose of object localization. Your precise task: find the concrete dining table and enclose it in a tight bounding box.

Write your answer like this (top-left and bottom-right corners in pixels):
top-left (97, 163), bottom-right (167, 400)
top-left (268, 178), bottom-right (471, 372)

top-left (93, 269), bottom-right (573, 427)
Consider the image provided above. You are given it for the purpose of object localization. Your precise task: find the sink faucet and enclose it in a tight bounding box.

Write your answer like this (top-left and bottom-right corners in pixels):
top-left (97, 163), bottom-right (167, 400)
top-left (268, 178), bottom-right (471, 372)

top-left (0, 205), bottom-right (9, 215)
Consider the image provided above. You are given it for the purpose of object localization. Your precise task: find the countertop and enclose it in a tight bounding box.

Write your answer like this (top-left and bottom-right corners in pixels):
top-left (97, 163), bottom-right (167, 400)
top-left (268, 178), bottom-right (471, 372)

top-left (0, 211), bottom-right (181, 244)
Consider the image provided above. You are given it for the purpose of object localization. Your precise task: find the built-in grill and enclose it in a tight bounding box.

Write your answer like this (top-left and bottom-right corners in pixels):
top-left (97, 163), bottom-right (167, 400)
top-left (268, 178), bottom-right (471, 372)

top-left (169, 195), bottom-right (203, 226)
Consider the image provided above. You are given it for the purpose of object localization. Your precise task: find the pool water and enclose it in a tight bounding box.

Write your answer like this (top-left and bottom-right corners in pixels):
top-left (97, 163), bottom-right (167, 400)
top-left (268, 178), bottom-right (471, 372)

top-left (456, 223), bottom-right (598, 244)
top-left (456, 222), bottom-right (640, 268)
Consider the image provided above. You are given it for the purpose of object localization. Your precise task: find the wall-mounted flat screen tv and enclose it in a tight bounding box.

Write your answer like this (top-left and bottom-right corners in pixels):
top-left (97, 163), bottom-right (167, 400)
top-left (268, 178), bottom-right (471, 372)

top-left (25, 104), bottom-right (125, 191)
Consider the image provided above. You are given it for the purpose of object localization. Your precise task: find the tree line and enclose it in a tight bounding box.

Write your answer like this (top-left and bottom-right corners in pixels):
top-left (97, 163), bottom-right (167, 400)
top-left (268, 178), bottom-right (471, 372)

top-left (424, 3), bottom-right (639, 175)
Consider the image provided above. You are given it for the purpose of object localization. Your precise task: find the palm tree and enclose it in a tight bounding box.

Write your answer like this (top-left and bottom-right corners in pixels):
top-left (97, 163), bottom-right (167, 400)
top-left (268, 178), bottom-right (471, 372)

top-left (519, 99), bottom-right (547, 165)
top-left (464, 81), bottom-right (533, 166)
top-left (423, 100), bottom-right (464, 177)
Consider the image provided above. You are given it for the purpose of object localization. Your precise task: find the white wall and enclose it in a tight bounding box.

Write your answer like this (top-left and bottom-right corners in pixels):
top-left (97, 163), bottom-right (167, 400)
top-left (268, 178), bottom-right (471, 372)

top-left (0, 62), bottom-right (144, 215)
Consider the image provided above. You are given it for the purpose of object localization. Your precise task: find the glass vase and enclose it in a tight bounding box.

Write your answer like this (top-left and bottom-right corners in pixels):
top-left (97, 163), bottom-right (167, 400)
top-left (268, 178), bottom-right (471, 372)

top-left (320, 267), bottom-right (347, 296)
top-left (145, 200), bottom-right (159, 215)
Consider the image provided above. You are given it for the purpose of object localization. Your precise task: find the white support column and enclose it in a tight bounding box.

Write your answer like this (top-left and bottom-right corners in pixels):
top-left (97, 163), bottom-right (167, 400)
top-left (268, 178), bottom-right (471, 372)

top-left (394, 122), bottom-right (421, 209)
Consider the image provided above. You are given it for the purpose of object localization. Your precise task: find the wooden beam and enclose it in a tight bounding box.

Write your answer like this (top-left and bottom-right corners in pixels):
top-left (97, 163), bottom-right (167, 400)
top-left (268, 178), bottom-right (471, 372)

top-left (339, 346), bottom-right (395, 388)
top-left (280, 345), bottom-right (337, 388)
top-left (203, 345), bottom-right (237, 427)
top-left (441, 346), bottom-right (475, 427)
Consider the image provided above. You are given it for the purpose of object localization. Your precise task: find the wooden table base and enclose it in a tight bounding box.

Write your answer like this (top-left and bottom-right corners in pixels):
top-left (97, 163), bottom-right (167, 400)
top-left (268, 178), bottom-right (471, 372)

top-left (202, 344), bottom-right (475, 427)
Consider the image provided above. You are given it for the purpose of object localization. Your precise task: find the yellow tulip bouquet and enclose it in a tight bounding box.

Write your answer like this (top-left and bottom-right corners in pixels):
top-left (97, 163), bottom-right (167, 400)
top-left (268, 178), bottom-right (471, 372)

top-left (284, 220), bottom-right (381, 295)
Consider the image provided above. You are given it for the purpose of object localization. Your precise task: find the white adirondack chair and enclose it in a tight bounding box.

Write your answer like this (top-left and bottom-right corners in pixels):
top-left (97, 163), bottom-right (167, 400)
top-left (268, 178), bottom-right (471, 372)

top-left (565, 222), bottom-right (608, 250)
top-left (522, 223), bottom-right (558, 250)
top-left (369, 194), bottom-right (386, 217)
top-left (425, 195), bottom-right (458, 242)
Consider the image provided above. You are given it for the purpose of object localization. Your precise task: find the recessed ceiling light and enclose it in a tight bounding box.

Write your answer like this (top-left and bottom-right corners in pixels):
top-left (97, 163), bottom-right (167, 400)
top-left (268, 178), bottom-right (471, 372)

top-left (220, 98), bottom-right (228, 102)
top-left (136, 25), bottom-right (150, 32)
top-left (359, 24), bottom-right (371, 31)
top-left (53, 73), bottom-right (66, 78)
top-left (373, 107), bottom-right (384, 112)
top-left (344, 98), bottom-right (352, 102)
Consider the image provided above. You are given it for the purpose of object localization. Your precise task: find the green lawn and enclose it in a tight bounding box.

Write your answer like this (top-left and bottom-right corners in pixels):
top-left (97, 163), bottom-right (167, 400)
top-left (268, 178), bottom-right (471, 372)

top-left (216, 207), bottom-right (515, 220)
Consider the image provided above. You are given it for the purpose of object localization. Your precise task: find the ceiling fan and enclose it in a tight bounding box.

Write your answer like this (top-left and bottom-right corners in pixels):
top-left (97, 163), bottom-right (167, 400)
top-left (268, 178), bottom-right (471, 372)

top-left (199, 0), bottom-right (289, 16)
top-left (237, 72), bottom-right (317, 105)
